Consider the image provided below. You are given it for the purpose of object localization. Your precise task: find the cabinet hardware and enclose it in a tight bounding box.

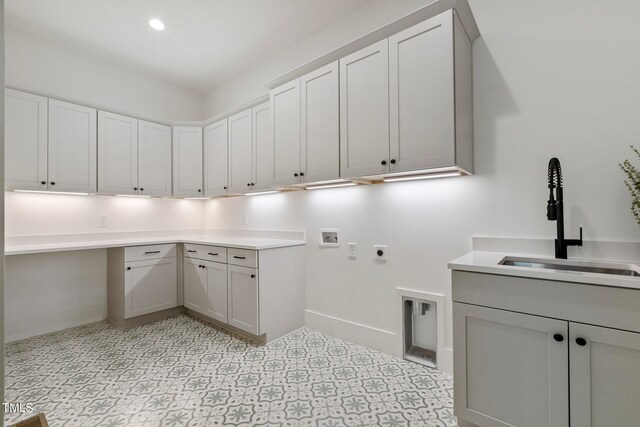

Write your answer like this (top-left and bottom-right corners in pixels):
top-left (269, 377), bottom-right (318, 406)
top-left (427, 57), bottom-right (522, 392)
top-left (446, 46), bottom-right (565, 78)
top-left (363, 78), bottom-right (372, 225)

top-left (187, 250), bottom-right (197, 253)
top-left (390, 159), bottom-right (396, 164)
top-left (50, 181), bottom-right (56, 185)
top-left (134, 187), bottom-right (138, 191)
top-left (251, 183), bottom-right (255, 186)
top-left (294, 173), bottom-right (299, 177)
top-left (144, 251), bottom-right (161, 254)
top-left (247, 183), bottom-right (251, 186)
top-left (197, 189), bottom-right (202, 192)
top-left (381, 160), bottom-right (387, 166)
top-left (207, 253), bottom-right (219, 256)
top-left (553, 334), bottom-right (564, 342)
top-left (300, 172), bottom-right (304, 177)
top-left (224, 186), bottom-right (227, 190)
top-left (140, 188), bottom-right (144, 191)
top-left (40, 181), bottom-right (46, 185)
top-left (251, 274), bottom-right (256, 278)
top-left (126, 267), bottom-right (131, 271)
top-left (233, 256), bottom-right (246, 260)
top-left (575, 337), bottom-right (587, 346)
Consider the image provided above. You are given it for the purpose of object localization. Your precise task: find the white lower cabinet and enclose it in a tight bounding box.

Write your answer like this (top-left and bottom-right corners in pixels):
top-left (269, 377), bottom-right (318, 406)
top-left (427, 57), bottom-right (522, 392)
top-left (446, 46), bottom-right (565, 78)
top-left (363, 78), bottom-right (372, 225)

top-left (227, 265), bottom-right (259, 335)
top-left (183, 243), bottom-right (304, 342)
top-left (107, 244), bottom-right (179, 327)
top-left (452, 271), bottom-right (640, 427)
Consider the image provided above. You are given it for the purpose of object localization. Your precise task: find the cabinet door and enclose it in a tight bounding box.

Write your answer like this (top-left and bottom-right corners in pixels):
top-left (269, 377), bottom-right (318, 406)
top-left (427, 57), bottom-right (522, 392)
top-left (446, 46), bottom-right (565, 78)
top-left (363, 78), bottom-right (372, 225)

top-left (570, 323), bottom-right (640, 426)
top-left (339, 40), bottom-right (389, 178)
top-left (203, 119), bottom-right (228, 197)
top-left (270, 79), bottom-right (301, 185)
top-left (204, 260), bottom-right (228, 323)
top-left (453, 303), bottom-right (569, 427)
top-left (228, 109), bottom-right (253, 194)
top-left (138, 120), bottom-right (172, 197)
top-left (5, 89), bottom-right (48, 190)
top-left (252, 102), bottom-right (275, 190)
top-left (98, 111), bottom-right (138, 195)
top-left (172, 126), bottom-right (203, 197)
top-left (300, 61), bottom-right (340, 183)
top-left (124, 257), bottom-right (177, 319)
top-left (48, 99), bottom-right (97, 193)
top-left (389, 12), bottom-right (455, 172)
top-left (227, 265), bottom-right (259, 335)
top-left (183, 257), bottom-right (207, 314)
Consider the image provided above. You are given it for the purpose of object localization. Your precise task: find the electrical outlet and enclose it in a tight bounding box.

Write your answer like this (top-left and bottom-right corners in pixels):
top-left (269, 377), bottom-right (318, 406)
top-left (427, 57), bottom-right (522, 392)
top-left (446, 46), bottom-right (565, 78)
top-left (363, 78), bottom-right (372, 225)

top-left (242, 213), bottom-right (249, 226)
top-left (98, 215), bottom-right (108, 228)
top-left (348, 243), bottom-right (357, 258)
top-left (374, 245), bottom-right (388, 262)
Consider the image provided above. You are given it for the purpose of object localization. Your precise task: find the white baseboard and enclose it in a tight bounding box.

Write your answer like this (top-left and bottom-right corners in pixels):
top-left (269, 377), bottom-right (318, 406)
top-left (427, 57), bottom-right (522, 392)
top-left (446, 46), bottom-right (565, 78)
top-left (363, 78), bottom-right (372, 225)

top-left (5, 304), bottom-right (107, 343)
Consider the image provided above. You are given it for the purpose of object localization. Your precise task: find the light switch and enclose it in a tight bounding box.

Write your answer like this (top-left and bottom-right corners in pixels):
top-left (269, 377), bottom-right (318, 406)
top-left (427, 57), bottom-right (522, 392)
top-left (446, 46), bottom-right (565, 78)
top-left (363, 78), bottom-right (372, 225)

top-left (348, 243), bottom-right (357, 259)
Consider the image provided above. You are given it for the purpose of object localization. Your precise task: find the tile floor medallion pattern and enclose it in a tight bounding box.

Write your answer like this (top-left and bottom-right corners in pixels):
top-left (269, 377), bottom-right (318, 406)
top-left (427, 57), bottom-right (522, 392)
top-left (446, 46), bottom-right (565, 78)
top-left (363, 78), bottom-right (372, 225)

top-left (5, 315), bottom-right (456, 426)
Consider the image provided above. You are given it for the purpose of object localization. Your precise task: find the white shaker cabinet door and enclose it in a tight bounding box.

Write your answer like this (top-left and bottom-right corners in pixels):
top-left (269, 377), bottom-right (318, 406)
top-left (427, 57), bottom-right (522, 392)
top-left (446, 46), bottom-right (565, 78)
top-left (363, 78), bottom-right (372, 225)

top-left (138, 120), bottom-right (172, 197)
top-left (48, 99), bottom-right (97, 193)
top-left (228, 109), bottom-right (253, 194)
top-left (5, 89), bottom-right (48, 190)
top-left (98, 111), bottom-right (138, 195)
top-left (204, 260), bottom-right (228, 323)
top-left (453, 303), bottom-right (569, 427)
top-left (124, 257), bottom-right (178, 319)
top-left (570, 323), bottom-right (640, 427)
top-left (270, 79), bottom-right (301, 186)
top-left (339, 40), bottom-right (390, 178)
top-left (252, 102), bottom-right (275, 190)
top-left (204, 119), bottom-right (228, 197)
top-left (183, 257), bottom-right (207, 314)
top-left (389, 12), bottom-right (455, 173)
top-left (172, 126), bottom-right (203, 197)
top-left (300, 61), bottom-right (340, 183)
top-left (227, 265), bottom-right (259, 336)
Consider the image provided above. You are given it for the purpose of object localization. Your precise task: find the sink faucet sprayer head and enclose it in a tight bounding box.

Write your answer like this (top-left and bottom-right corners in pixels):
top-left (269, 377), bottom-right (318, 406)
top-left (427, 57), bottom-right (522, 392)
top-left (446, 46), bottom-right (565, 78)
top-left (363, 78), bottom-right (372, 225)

top-left (547, 158), bottom-right (562, 221)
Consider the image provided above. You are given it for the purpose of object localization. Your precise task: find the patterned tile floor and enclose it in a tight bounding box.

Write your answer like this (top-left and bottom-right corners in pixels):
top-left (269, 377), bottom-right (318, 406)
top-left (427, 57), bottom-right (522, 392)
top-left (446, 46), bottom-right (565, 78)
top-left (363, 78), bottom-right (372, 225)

top-left (5, 315), bottom-right (456, 427)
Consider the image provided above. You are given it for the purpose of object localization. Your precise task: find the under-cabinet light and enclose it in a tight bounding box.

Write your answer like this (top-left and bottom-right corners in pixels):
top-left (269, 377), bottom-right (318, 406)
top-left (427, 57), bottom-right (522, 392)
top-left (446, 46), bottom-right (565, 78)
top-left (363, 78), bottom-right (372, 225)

top-left (244, 190), bottom-right (279, 196)
top-left (383, 171), bottom-right (462, 183)
top-left (149, 19), bottom-right (166, 31)
top-left (115, 194), bottom-right (152, 198)
top-left (13, 190), bottom-right (93, 196)
top-left (305, 182), bottom-right (358, 190)
top-left (183, 197), bottom-right (210, 200)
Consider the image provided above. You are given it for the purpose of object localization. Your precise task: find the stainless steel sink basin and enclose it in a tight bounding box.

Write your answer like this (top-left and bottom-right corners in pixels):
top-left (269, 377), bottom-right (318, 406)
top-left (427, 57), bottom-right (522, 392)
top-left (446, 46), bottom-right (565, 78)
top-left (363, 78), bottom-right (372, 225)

top-left (499, 256), bottom-right (640, 277)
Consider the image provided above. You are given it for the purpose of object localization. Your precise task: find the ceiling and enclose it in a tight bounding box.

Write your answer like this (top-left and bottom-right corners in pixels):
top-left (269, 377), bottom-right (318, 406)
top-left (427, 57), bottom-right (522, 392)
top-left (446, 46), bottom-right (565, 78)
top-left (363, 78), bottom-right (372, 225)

top-left (5, 0), bottom-right (374, 93)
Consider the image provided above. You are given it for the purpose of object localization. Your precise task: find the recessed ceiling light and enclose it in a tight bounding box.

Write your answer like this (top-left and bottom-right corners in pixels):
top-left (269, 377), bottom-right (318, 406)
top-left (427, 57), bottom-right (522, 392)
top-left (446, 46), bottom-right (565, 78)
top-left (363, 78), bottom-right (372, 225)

top-left (149, 19), bottom-right (165, 31)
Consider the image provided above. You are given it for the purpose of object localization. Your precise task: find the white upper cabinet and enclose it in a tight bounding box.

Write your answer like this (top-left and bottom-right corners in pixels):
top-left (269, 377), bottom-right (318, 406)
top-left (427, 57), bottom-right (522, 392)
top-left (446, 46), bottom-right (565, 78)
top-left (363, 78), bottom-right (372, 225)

top-left (300, 61), bottom-right (340, 183)
top-left (339, 40), bottom-right (390, 178)
top-left (138, 120), bottom-right (172, 197)
top-left (228, 109), bottom-right (253, 194)
top-left (98, 111), bottom-right (138, 195)
top-left (172, 126), bottom-right (203, 197)
top-left (5, 89), bottom-right (48, 190)
top-left (203, 119), bottom-right (228, 197)
top-left (252, 102), bottom-right (274, 190)
top-left (389, 12), bottom-right (455, 172)
top-left (48, 99), bottom-right (97, 193)
top-left (270, 80), bottom-right (301, 186)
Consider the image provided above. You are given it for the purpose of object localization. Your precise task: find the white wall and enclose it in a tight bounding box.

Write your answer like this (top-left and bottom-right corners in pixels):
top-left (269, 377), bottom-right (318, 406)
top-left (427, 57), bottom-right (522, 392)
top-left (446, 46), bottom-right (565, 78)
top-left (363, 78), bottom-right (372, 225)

top-left (6, 29), bottom-right (204, 122)
top-left (203, 0), bottom-right (640, 372)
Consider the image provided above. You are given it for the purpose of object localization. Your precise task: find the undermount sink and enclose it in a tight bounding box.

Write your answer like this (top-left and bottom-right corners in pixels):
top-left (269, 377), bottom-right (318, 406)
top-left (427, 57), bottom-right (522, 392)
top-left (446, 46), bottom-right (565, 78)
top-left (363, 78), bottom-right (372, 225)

top-left (499, 256), bottom-right (640, 277)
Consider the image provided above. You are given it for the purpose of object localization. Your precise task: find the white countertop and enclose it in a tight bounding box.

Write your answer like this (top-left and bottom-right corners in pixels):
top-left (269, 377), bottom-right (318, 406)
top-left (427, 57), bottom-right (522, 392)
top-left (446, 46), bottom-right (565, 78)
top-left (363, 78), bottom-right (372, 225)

top-left (449, 251), bottom-right (640, 289)
top-left (5, 230), bottom-right (306, 255)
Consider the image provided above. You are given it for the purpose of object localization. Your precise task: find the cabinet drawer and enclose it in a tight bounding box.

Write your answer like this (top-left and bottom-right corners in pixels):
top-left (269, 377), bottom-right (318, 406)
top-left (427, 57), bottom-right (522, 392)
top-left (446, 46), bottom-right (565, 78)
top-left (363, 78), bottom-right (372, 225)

top-left (184, 243), bottom-right (227, 263)
top-left (228, 248), bottom-right (258, 268)
top-left (125, 244), bottom-right (176, 262)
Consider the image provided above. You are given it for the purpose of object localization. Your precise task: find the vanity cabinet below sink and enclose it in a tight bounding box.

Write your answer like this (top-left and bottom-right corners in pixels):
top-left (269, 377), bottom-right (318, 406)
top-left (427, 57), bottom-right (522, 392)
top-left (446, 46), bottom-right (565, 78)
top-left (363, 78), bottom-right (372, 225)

top-left (452, 270), bottom-right (640, 427)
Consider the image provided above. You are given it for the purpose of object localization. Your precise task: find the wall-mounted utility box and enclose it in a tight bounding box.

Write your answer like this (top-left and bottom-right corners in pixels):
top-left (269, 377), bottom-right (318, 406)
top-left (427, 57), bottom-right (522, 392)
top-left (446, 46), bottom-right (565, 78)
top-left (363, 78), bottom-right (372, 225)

top-left (402, 297), bottom-right (437, 368)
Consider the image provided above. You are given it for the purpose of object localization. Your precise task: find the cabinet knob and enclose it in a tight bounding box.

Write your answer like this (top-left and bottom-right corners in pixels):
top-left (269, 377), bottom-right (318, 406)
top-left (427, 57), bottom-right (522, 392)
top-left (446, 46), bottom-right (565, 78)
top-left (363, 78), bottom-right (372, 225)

top-left (224, 186), bottom-right (227, 190)
top-left (390, 159), bottom-right (396, 164)
top-left (134, 187), bottom-right (138, 191)
top-left (198, 189), bottom-right (202, 192)
top-left (553, 334), bottom-right (564, 342)
top-left (300, 172), bottom-right (304, 177)
top-left (40, 181), bottom-right (46, 185)
top-left (251, 274), bottom-right (256, 278)
top-left (381, 160), bottom-right (387, 166)
top-left (294, 173), bottom-right (299, 177)
top-left (50, 181), bottom-right (56, 185)
top-left (576, 337), bottom-right (587, 346)
top-left (126, 267), bottom-right (131, 271)
top-left (247, 183), bottom-right (251, 186)
top-left (251, 183), bottom-right (255, 186)
top-left (140, 188), bottom-right (144, 191)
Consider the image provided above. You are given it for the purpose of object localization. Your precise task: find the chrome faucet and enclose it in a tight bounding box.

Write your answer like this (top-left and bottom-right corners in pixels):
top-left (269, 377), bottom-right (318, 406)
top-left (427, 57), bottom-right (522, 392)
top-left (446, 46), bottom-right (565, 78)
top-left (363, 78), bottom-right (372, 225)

top-left (547, 158), bottom-right (583, 259)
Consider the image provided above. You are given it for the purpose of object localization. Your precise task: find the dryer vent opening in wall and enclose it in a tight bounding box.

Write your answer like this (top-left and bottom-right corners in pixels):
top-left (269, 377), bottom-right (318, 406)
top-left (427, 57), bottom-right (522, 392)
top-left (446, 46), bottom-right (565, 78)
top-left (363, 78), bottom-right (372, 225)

top-left (403, 297), bottom-right (437, 368)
